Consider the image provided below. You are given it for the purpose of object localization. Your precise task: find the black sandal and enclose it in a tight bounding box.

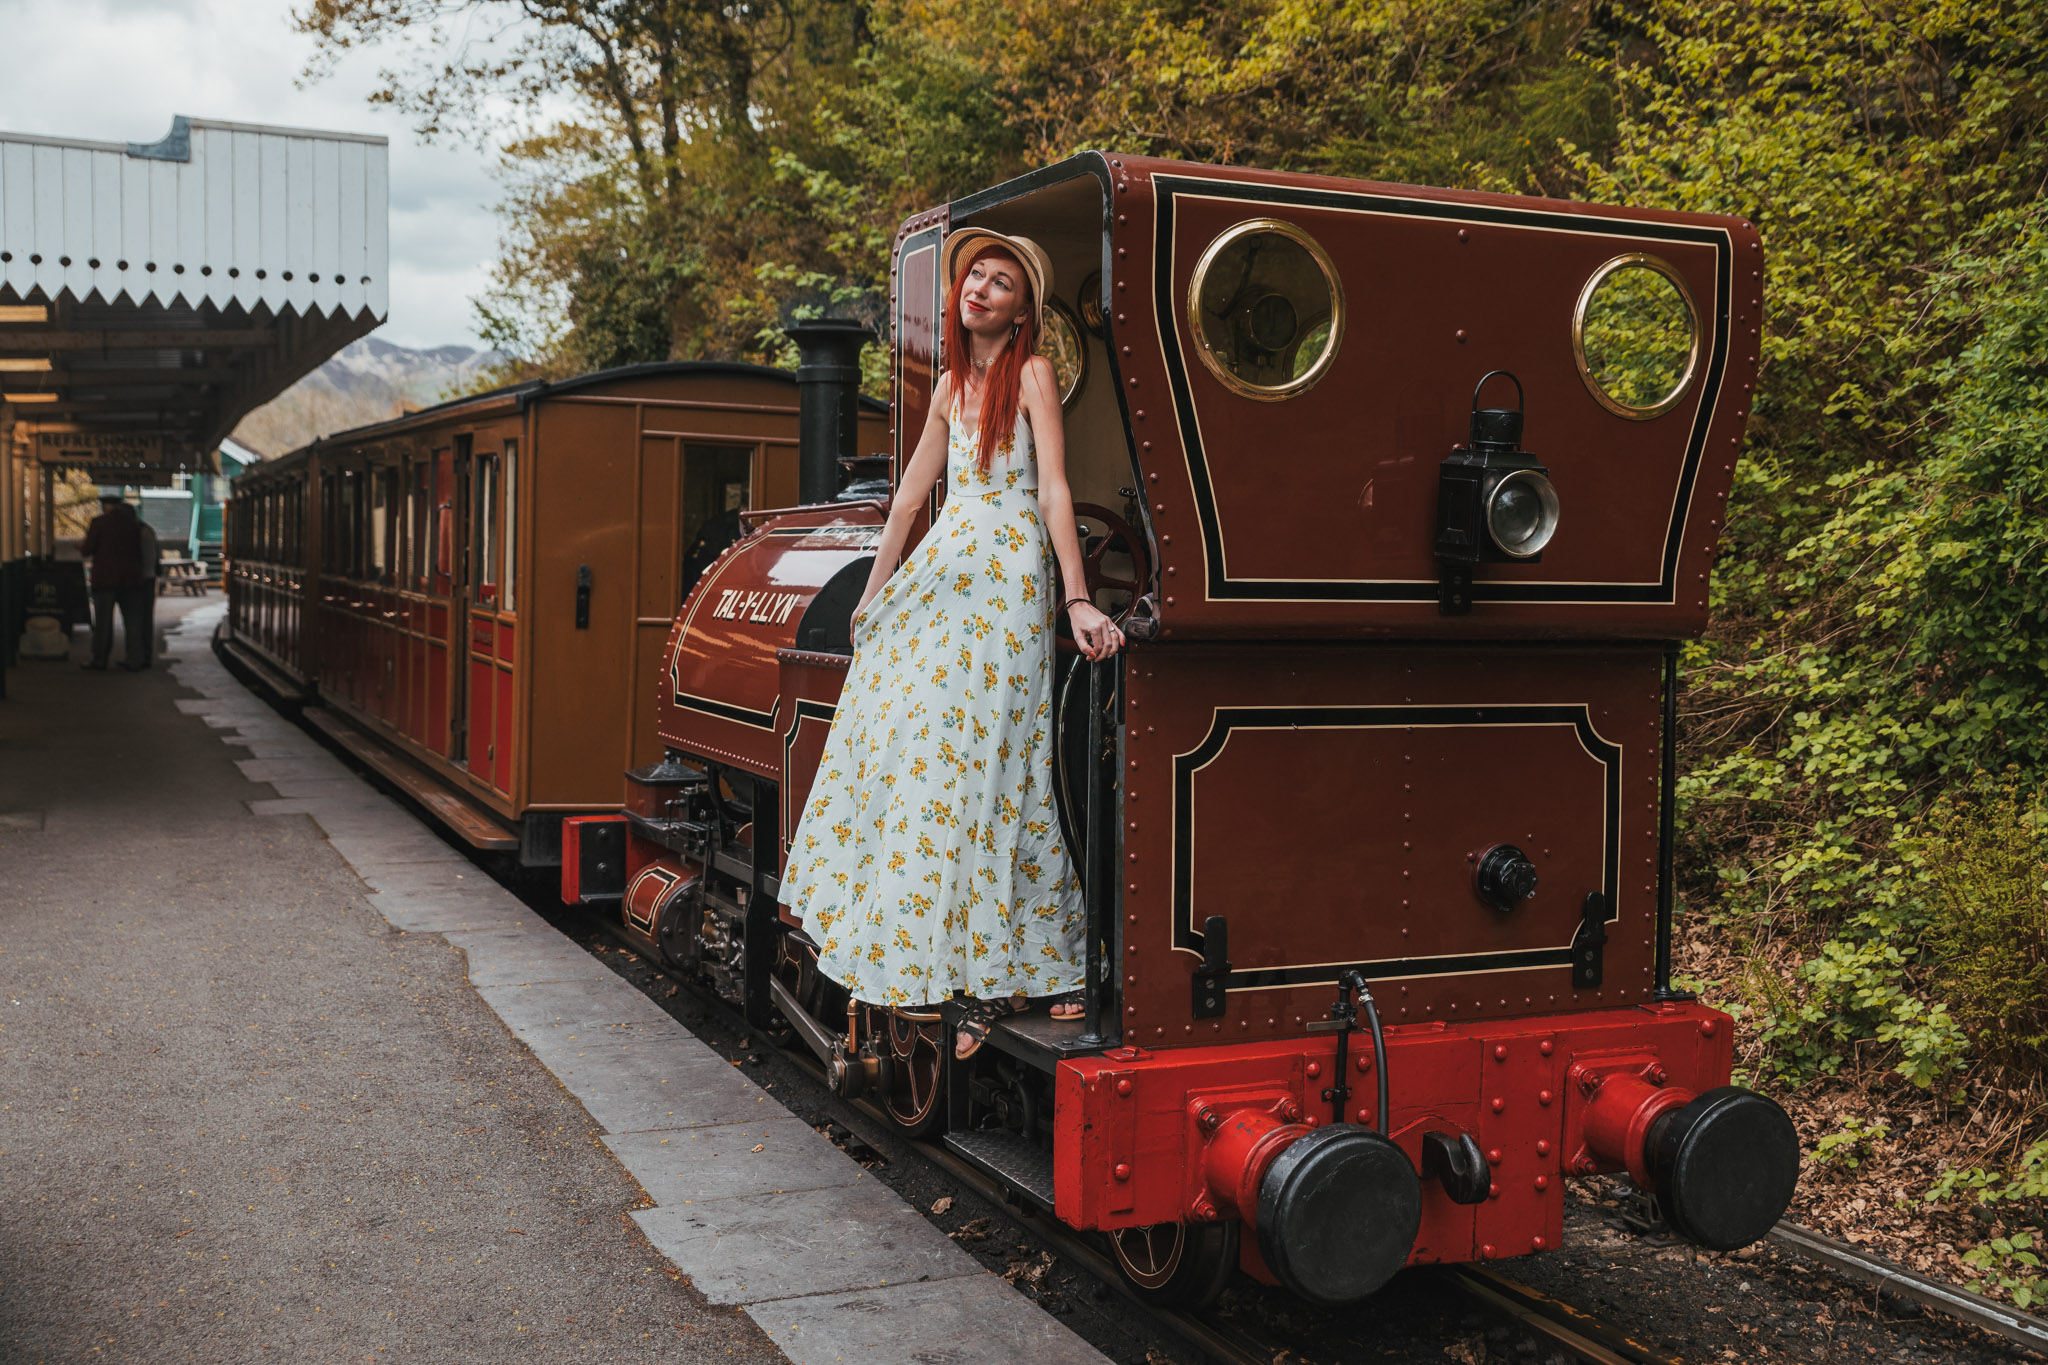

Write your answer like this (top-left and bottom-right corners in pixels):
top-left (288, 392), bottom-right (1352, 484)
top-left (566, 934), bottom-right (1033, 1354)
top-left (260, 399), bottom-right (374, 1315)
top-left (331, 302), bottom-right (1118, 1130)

top-left (1045, 990), bottom-right (1085, 1022)
top-left (953, 994), bottom-right (1026, 1059)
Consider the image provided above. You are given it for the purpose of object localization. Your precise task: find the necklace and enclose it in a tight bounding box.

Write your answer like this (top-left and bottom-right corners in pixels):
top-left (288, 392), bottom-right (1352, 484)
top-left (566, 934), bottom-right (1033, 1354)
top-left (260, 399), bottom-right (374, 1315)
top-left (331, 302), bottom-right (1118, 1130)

top-left (971, 354), bottom-right (992, 370)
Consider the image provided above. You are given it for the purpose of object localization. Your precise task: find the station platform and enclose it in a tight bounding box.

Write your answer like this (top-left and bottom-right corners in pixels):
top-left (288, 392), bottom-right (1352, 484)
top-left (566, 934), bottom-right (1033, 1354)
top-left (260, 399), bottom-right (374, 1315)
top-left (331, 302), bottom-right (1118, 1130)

top-left (0, 601), bottom-right (1108, 1364)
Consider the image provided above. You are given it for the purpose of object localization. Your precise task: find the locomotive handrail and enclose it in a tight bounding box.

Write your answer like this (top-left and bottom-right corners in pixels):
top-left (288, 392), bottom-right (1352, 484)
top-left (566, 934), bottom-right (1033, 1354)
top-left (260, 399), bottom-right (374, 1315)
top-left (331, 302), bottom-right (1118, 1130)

top-left (739, 498), bottom-right (890, 524)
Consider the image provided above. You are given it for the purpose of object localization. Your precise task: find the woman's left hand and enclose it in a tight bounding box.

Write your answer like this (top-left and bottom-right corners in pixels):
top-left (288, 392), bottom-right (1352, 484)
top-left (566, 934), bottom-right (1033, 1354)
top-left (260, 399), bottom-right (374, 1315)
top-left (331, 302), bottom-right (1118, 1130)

top-left (1069, 601), bottom-right (1125, 660)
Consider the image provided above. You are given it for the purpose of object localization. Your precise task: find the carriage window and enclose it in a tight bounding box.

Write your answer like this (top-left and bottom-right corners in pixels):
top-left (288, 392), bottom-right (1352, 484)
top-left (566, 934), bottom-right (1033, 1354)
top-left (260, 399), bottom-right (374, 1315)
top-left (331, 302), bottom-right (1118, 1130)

top-left (1186, 218), bottom-right (1344, 400)
top-left (409, 463), bottom-right (430, 587)
top-left (501, 441), bottom-right (517, 612)
top-left (344, 471), bottom-right (367, 578)
top-left (678, 443), bottom-right (754, 598)
top-left (369, 468), bottom-right (393, 580)
top-left (472, 453), bottom-right (499, 608)
top-left (320, 475), bottom-right (337, 573)
top-left (1573, 253), bottom-right (1700, 419)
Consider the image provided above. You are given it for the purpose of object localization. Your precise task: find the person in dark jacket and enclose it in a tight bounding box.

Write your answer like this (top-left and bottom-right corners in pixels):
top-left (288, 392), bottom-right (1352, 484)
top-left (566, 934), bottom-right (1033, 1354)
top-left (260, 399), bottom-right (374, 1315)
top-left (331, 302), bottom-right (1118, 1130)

top-left (80, 493), bottom-right (149, 670)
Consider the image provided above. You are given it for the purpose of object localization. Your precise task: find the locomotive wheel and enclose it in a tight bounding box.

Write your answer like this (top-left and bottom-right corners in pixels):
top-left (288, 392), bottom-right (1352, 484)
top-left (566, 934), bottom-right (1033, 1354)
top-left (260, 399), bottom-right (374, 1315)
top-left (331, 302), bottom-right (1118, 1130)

top-left (873, 1007), bottom-right (946, 1136)
top-left (1108, 1219), bottom-right (1239, 1308)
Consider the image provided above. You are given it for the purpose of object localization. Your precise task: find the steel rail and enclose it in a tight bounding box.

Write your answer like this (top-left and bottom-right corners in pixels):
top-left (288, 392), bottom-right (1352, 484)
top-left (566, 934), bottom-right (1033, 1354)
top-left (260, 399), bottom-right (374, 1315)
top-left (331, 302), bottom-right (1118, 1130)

top-left (1767, 1221), bottom-right (2048, 1355)
top-left (1451, 1267), bottom-right (1685, 1365)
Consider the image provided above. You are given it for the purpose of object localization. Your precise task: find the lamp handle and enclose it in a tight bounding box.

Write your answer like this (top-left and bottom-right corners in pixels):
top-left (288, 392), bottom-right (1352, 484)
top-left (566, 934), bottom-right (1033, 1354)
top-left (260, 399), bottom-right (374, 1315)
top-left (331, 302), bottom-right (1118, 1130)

top-left (1471, 369), bottom-right (1524, 415)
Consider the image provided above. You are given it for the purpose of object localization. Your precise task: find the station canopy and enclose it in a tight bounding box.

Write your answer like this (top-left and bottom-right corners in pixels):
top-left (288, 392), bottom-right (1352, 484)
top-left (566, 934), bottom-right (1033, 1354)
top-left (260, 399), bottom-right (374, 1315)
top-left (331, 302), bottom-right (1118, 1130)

top-left (0, 115), bottom-right (388, 486)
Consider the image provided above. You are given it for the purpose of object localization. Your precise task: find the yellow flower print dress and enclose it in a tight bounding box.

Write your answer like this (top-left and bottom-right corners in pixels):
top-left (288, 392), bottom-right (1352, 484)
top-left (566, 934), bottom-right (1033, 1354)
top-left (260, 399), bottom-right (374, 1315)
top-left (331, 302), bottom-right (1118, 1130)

top-left (780, 396), bottom-right (1086, 1007)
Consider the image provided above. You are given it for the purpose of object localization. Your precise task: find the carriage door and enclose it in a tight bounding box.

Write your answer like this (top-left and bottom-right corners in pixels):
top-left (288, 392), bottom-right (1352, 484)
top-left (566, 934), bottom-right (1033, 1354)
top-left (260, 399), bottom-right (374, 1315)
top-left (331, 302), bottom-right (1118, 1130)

top-left (445, 435), bottom-right (473, 764)
top-left (465, 444), bottom-right (510, 791)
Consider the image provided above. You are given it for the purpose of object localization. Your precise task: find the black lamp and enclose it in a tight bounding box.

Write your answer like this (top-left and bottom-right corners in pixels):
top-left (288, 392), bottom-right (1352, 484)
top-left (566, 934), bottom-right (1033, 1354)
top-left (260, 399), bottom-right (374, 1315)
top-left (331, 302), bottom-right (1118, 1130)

top-left (1434, 371), bottom-right (1559, 615)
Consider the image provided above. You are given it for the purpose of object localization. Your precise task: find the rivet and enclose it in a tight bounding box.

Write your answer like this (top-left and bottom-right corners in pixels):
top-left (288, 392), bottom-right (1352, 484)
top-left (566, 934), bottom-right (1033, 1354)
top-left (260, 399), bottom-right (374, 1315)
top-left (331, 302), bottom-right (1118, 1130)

top-left (1113, 1163), bottom-right (1131, 1181)
top-left (1700, 1019), bottom-right (1717, 1037)
top-left (1487, 1183), bottom-right (1500, 1200)
top-left (1455, 329), bottom-right (1467, 343)
top-left (1356, 1055), bottom-right (1371, 1073)
top-left (1536, 1140), bottom-right (1550, 1156)
top-left (1535, 1175), bottom-right (1550, 1191)
top-left (1481, 1244), bottom-right (1496, 1259)
top-left (1458, 229), bottom-right (1470, 242)
top-left (1488, 1148), bottom-right (1503, 1164)
top-left (1306, 1062), bottom-right (1321, 1078)
top-left (1538, 1089), bottom-right (1554, 1106)
top-left (1492, 1045), bottom-right (1507, 1061)
top-left (1491, 1097), bottom-right (1506, 1113)
top-left (1116, 1079), bottom-right (1132, 1096)
top-left (1532, 1236), bottom-right (1547, 1251)
top-left (1539, 1039), bottom-right (1553, 1056)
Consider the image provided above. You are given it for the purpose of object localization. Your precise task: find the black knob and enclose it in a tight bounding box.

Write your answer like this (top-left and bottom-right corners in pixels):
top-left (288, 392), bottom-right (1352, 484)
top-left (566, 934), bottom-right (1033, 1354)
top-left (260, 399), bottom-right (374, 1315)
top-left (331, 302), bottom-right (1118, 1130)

top-left (1476, 844), bottom-right (1538, 912)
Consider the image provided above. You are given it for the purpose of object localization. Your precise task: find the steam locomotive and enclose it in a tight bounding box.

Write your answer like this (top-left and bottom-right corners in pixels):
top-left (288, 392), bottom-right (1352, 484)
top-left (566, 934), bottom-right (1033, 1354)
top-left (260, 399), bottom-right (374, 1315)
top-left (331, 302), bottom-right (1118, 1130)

top-left (560, 152), bottom-right (1802, 1308)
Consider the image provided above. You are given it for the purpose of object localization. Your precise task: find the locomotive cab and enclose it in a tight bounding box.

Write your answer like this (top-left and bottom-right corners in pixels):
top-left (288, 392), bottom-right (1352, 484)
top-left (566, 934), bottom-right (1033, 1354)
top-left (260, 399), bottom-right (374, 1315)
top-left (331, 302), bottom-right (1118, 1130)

top-left (595, 151), bottom-right (1799, 1309)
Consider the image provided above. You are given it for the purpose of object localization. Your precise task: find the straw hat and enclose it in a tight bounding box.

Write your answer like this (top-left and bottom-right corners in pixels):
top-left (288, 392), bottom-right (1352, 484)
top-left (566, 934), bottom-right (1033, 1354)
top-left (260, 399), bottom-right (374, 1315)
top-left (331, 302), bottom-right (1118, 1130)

top-left (942, 228), bottom-right (1054, 338)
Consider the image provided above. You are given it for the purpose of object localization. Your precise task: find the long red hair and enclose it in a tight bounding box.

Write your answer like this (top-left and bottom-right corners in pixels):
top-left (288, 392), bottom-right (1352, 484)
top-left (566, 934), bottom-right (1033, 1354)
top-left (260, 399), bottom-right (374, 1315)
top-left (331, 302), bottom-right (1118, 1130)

top-left (944, 245), bottom-right (1039, 472)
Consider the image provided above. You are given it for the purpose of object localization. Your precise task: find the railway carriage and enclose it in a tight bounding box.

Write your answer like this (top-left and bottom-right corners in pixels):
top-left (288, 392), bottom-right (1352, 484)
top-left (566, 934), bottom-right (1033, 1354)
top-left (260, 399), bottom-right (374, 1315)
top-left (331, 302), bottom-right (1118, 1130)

top-left (571, 153), bottom-right (1802, 1307)
top-left (224, 363), bottom-right (885, 863)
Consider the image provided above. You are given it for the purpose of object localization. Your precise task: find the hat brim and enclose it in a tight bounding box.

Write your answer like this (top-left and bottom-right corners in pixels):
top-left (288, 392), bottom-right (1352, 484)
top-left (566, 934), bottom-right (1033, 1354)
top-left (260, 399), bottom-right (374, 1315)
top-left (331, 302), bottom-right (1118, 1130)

top-left (942, 228), bottom-right (1051, 341)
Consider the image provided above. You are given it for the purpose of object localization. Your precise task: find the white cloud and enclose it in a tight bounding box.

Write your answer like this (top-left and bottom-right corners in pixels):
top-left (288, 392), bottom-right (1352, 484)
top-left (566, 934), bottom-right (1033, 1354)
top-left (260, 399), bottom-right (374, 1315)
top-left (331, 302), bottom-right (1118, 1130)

top-left (0, 0), bottom-right (507, 350)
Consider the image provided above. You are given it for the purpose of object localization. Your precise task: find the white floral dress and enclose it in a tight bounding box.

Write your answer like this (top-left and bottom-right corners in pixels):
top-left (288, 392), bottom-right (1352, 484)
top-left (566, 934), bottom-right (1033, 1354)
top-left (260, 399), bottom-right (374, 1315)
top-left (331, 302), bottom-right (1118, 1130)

top-left (781, 393), bottom-right (1086, 1007)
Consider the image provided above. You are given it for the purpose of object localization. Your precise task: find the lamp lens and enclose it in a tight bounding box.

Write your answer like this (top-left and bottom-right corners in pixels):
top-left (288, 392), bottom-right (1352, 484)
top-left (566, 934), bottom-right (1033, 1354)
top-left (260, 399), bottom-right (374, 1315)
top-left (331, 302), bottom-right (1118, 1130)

top-left (1486, 472), bottom-right (1559, 558)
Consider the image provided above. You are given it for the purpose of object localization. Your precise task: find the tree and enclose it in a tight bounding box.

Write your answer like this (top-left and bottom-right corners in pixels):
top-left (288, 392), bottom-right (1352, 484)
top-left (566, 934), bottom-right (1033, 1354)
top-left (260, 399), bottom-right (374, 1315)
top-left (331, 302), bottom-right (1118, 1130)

top-left (298, 0), bottom-right (867, 372)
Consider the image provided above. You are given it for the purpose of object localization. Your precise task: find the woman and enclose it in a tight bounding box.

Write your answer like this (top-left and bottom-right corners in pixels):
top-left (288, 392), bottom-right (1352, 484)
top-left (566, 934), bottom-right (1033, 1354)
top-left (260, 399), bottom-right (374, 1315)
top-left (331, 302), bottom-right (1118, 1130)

top-left (780, 228), bottom-right (1125, 1057)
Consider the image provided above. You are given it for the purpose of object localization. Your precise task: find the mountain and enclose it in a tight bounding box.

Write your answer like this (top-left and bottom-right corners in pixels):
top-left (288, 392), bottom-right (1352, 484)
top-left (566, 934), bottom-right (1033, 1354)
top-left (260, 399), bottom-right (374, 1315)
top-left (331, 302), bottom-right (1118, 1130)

top-left (231, 336), bottom-right (507, 457)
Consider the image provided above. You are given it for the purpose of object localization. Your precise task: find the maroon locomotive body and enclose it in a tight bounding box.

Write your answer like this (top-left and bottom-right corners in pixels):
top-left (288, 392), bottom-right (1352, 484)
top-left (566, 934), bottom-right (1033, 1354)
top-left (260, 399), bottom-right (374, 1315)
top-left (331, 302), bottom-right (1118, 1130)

top-left (566, 154), bottom-right (1797, 1305)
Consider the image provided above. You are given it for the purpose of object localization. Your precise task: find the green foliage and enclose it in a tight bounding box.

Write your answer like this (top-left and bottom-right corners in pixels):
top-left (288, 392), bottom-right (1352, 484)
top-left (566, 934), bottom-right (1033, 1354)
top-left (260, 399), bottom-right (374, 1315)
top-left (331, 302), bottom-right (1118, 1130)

top-left (1927, 1138), bottom-right (2048, 1210)
top-left (1963, 1233), bottom-right (2044, 1309)
top-left (1813, 1115), bottom-right (1892, 1171)
top-left (1915, 784), bottom-right (2048, 1072)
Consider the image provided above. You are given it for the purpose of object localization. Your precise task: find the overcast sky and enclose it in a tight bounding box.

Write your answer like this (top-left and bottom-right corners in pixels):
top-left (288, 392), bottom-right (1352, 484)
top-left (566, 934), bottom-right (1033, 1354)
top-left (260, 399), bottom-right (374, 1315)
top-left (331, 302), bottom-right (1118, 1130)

top-left (0, 0), bottom-right (504, 350)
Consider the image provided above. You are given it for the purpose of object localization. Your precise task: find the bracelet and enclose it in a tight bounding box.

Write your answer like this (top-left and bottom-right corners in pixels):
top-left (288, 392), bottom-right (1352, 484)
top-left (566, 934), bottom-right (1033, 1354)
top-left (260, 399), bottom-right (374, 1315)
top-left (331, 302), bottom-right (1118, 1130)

top-left (1061, 596), bottom-right (1093, 612)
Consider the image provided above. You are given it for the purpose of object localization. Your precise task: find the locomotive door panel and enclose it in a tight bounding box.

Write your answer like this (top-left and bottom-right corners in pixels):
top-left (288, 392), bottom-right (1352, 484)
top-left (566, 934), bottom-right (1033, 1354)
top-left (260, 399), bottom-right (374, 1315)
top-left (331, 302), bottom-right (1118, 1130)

top-left (1177, 717), bottom-right (1613, 967)
top-left (893, 218), bottom-right (945, 551)
top-left (1123, 644), bottom-right (1665, 1044)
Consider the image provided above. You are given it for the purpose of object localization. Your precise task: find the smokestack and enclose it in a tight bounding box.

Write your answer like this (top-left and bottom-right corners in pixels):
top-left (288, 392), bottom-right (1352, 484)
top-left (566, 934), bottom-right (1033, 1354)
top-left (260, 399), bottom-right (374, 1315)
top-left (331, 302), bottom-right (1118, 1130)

top-left (785, 319), bottom-right (875, 506)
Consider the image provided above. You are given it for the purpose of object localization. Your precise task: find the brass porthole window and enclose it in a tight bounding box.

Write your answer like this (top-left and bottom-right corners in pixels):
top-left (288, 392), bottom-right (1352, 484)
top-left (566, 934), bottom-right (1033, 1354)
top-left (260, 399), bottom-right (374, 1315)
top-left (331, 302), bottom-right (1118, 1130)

top-left (1041, 297), bottom-right (1089, 409)
top-left (1572, 252), bottom-right (1702, 420)
top-left (1186, 218), bottom-right (1345, 401)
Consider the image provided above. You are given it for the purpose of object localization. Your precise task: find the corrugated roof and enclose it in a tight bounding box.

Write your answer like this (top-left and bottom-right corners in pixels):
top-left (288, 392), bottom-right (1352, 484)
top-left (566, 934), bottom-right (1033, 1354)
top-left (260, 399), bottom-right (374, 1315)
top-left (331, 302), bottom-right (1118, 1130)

top-left (0, 115), bottom-right (388, 321)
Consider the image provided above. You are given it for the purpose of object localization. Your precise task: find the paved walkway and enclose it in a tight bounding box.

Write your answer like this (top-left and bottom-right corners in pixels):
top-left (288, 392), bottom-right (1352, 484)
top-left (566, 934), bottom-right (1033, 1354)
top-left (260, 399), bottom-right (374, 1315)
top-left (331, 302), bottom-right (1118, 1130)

top-left (0, 600), bottom-right (1107, 1365)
